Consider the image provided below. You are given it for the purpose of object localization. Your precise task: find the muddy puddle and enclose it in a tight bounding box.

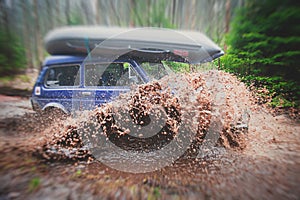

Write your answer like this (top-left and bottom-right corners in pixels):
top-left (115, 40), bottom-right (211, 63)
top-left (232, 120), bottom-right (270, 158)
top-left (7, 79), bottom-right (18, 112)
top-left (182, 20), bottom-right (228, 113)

top-left (0, 70), bottom-right (299, 199)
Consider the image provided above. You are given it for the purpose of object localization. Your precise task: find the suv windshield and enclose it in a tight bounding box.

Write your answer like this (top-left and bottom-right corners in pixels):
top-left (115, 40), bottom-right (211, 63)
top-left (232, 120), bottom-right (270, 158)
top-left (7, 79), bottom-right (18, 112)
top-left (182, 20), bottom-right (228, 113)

top-left (139, 62), bottom-right (170, 81)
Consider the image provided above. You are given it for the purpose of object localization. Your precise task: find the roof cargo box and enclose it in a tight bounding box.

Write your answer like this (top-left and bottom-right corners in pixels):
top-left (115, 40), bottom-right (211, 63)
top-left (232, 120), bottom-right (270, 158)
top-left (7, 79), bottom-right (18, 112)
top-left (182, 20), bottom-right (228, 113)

top-left (44, 26), bottom-right (223, 64)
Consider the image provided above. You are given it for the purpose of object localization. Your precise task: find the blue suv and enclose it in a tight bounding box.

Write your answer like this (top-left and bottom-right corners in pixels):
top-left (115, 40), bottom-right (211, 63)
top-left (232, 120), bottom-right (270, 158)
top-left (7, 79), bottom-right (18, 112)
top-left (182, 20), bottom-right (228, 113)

top-left (31, 55), bottom-right (172, 114)
top-left (31, 27), bottom-right (223, 114)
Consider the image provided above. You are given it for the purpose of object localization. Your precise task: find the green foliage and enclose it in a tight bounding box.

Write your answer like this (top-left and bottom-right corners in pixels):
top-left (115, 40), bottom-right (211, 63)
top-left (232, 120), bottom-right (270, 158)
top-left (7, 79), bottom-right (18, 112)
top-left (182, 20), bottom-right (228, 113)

top-left (222, 0), bottom-right (300, 108)
top-left (0, 28), bottom-right (26, 76)
top-left (240, 75), bottom-right (300, 107)
top-left (0, 75), bottom-right (14, 84)
top-left (28, 177), bottom-right (41, 192)
top-left (165, 61), bottom-right (219, 73)
top-left (163, 61), bottom-right (190, 73)
top-left (18, 74), bottom-right (31, 83)
top-left (130, 0), bottom-right (176, 28)
top-left (75, 169), bottom-right (82, 176)
top-left (147, 187), bottom-right (161, 200)
top-left (269, 95), bottom-right (296, 108)
top-left (69, 11), bottom-right (85, 25)
top-left (152, 187), bottom-right (161, 199)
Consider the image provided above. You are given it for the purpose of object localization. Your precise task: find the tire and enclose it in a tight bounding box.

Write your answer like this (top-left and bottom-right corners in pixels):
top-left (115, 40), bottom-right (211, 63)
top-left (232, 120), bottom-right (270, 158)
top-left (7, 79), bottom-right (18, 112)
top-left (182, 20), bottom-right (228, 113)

top-left (43, 107), bottom-right (67, 121)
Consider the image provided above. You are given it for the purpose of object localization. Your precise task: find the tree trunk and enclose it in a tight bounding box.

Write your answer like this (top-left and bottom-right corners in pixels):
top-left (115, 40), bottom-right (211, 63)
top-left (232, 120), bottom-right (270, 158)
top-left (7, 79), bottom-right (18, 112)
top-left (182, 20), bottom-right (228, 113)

top-left (21, 1), bottom-right (33, 69)
top-left (65, 0), bottom-right (71, 25)
top-left (94, 0), bottom-right (99, 24)
top-left (46, 0), bottom-right (54, 30)
top-left (33, 0), bottom-right (43, 67)
top-left (0, 0), bottom-right (10, 36)
top-left (55, 0), bottom-right (60, 26)
top-left (225, 0), bottom-right (231, 33)
top-left (224, 0), bottom-right (231, 51)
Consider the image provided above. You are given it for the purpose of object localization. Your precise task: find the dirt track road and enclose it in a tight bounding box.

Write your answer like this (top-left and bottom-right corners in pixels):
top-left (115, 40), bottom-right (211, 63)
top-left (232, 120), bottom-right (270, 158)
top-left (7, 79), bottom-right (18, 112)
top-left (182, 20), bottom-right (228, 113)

top-left (0, 73), bottom-right (299, 200)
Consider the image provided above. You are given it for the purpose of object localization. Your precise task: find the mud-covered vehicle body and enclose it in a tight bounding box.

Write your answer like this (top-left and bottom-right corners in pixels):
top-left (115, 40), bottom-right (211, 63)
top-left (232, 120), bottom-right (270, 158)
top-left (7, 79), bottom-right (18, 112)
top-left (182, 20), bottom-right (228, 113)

top-left (31, 26), bottom-right (224, 114)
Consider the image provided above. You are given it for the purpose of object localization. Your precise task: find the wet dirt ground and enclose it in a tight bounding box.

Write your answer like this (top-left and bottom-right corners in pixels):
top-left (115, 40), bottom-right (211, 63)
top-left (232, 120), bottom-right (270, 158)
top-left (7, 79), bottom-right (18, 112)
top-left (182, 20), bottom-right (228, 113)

top-left (0, 71), bottom-right (299, 200)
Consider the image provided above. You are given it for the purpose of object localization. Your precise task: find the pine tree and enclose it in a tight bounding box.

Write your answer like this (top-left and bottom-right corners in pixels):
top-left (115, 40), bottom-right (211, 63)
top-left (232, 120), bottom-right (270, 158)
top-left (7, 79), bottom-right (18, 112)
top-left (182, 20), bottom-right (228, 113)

top-left (222, 0), bottom-right (300, 107)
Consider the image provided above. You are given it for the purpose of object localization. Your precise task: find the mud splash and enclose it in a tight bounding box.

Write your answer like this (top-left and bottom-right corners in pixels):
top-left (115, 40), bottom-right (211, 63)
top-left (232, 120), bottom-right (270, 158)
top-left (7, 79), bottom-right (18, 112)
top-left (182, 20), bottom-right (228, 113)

top-left (37, 70), bottom-right (250, 172)
top-left (1, 70), bottom-right (299, 199)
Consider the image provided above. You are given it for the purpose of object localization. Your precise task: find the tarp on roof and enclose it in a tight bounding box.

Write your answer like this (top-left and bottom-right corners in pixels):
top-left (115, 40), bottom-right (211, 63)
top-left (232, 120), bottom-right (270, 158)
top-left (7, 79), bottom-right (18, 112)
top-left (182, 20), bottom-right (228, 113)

top-left (44, 26), bottom-right (224, 64)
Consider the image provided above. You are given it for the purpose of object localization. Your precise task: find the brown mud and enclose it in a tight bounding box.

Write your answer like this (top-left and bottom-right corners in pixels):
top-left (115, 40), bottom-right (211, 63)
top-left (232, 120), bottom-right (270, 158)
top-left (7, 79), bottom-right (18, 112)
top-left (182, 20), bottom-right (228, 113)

top-left (0, 70), bottom-right (299, 200)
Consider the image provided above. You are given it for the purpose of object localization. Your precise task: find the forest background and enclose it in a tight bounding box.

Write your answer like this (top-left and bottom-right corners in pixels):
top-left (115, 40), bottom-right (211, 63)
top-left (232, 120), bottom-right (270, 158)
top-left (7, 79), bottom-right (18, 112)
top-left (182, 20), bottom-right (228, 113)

top-left (0, 0), bottom-right (299, 108)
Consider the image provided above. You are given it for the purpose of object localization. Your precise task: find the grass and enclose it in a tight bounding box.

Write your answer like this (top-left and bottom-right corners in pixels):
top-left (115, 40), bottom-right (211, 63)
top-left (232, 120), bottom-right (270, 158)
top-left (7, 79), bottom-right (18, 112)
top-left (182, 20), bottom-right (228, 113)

top-left (18, 74), bottom-right (31, 83)
top-left (147, 187), bottom-right (161, 200)
top-left (0, 72), bottom-right (36, 91)
top-left (75, 169), bottom-right (82, 176)
top-left (28, 177), bottom-right (41, 192)
top-left (0, 76), bottom-right (14, 84)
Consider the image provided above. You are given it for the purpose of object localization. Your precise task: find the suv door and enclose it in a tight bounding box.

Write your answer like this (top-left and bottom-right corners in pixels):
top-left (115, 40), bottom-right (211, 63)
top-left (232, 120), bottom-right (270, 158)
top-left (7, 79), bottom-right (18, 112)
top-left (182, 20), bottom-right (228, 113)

top-left (74, 62), bottom-right (143, 111)
top-left (42, 64), bottom-right (81, 113)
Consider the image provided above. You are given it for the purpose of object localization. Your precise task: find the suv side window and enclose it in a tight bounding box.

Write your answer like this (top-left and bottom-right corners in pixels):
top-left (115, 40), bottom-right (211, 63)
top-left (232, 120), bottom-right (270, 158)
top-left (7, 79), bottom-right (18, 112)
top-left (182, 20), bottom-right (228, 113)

top-left (44, 65), bottom-right (80, 87)
top-left (85, 62), bottom-right (142, 87)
